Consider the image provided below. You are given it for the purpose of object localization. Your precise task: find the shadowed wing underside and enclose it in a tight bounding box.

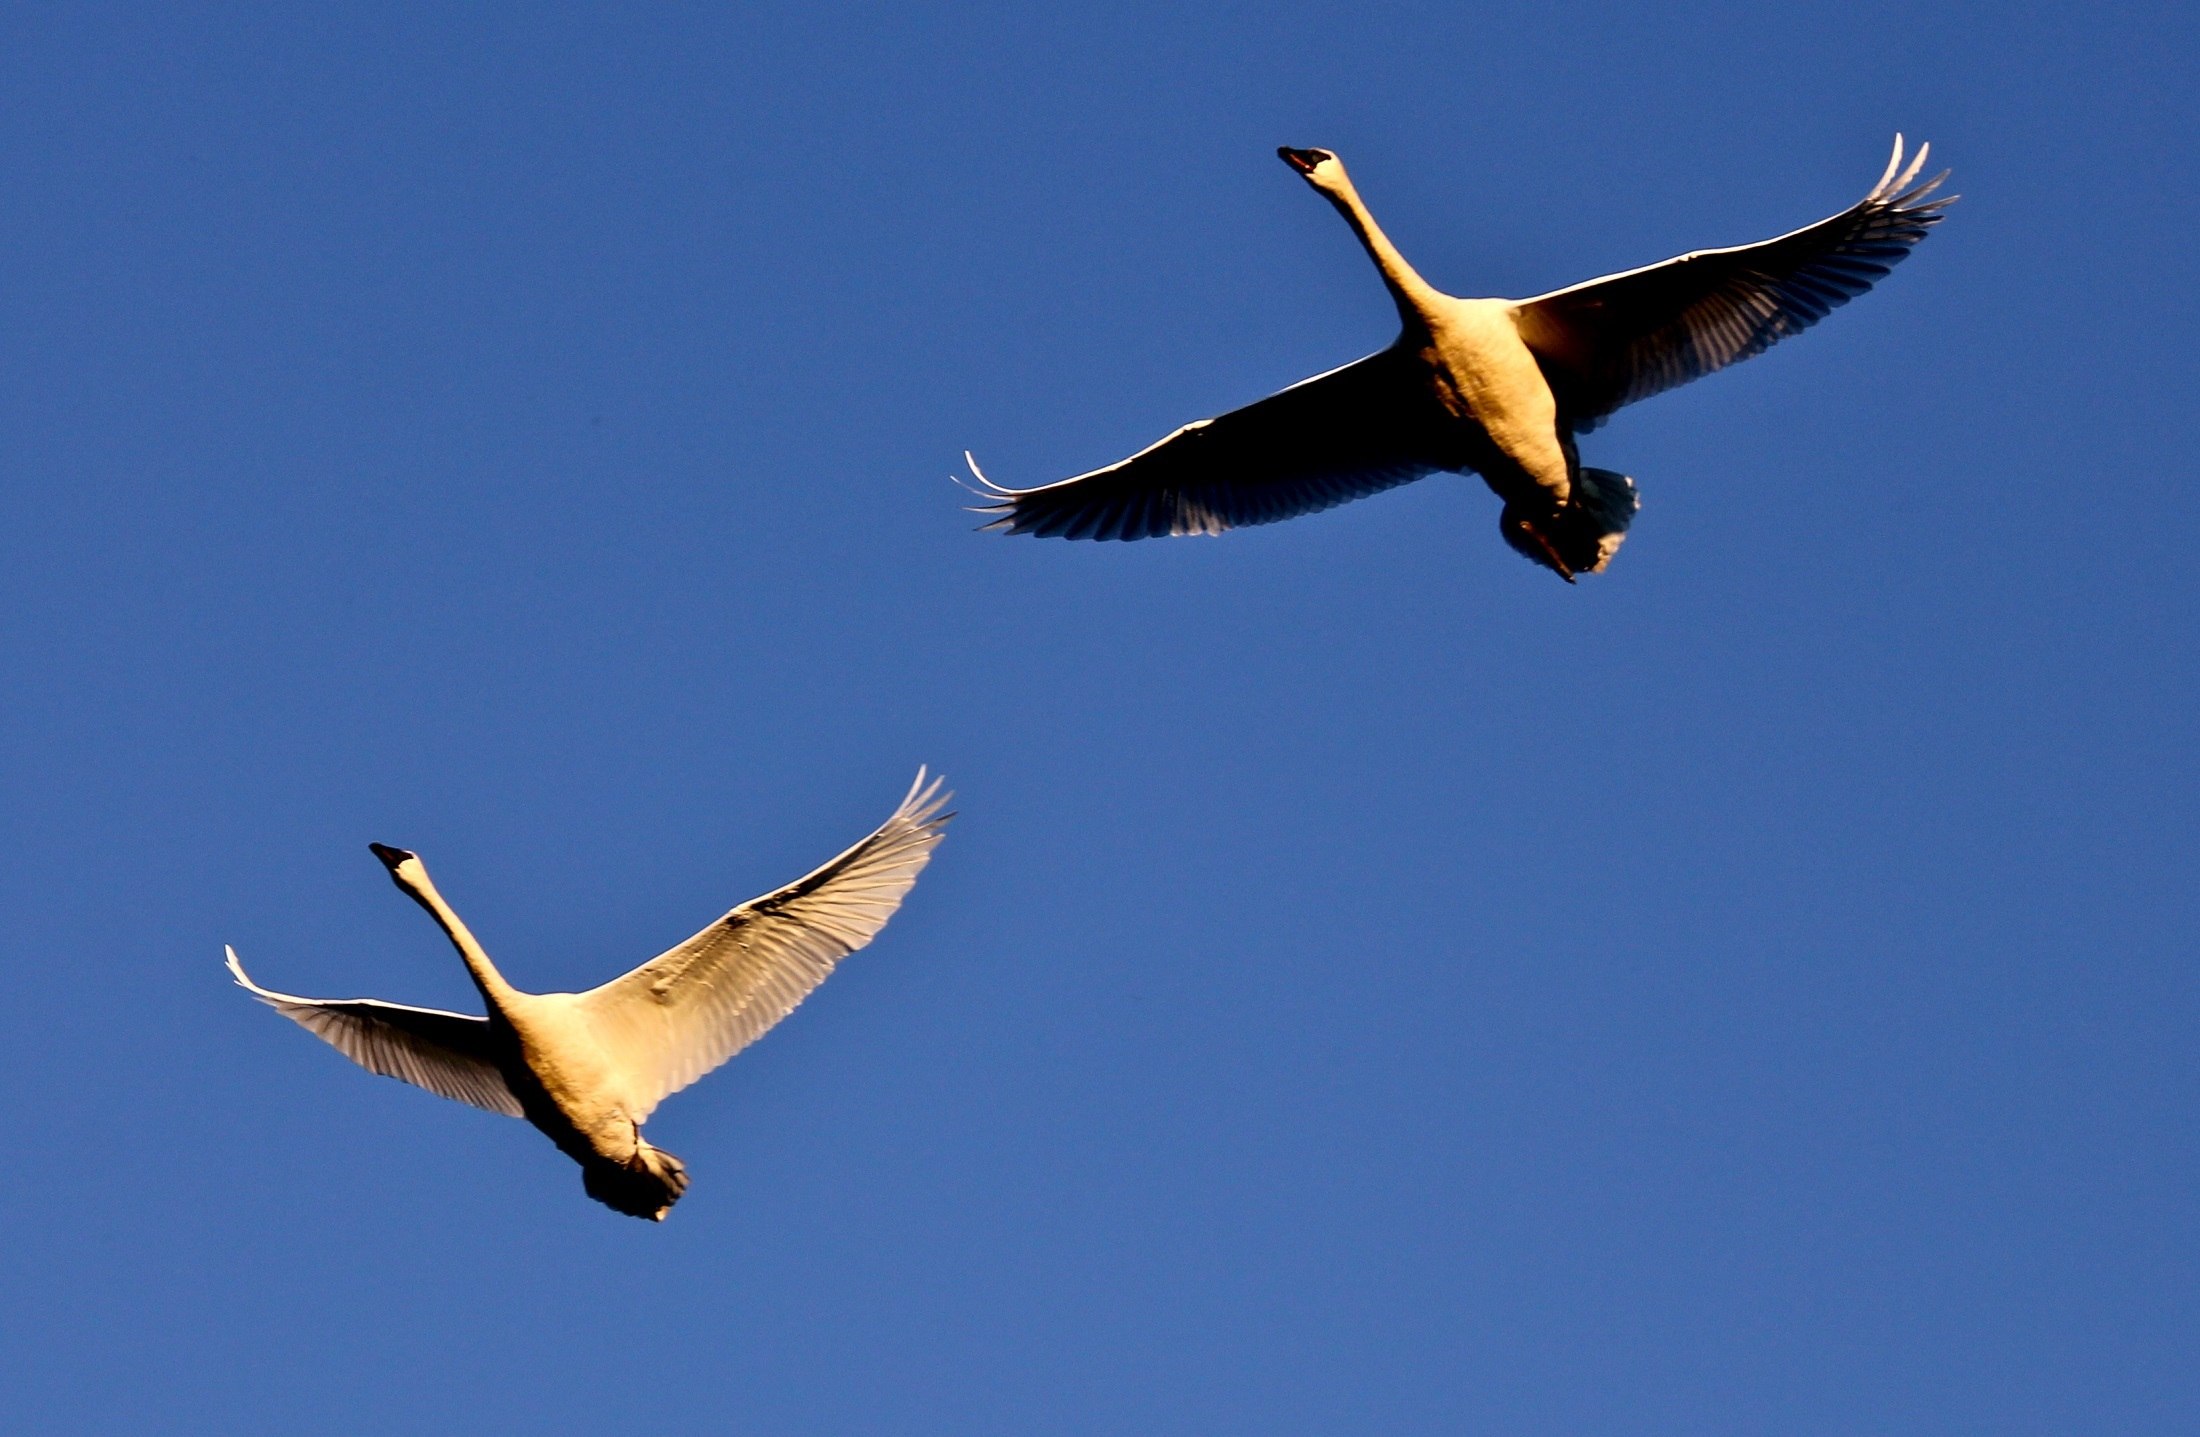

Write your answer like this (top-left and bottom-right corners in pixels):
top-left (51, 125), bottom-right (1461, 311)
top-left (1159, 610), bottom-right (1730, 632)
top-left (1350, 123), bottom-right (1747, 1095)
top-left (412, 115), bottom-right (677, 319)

top-left (574, 772), bottom-right (953, 1119)
top-left (969, 348), bottom-right (1447, 541)
top-left (226, 946), bottom-right (524, 1116)
top-left (1512, 137), bottom-right (1954, 432)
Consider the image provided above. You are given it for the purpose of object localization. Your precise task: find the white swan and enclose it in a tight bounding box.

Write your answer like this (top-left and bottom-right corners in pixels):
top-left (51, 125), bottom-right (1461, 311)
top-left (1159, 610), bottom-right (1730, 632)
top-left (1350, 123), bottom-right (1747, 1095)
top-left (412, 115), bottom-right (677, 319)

top-left (968, 139), bottom-right (1952, 580)
top-left (227, 771), bottom-right (952, 1220)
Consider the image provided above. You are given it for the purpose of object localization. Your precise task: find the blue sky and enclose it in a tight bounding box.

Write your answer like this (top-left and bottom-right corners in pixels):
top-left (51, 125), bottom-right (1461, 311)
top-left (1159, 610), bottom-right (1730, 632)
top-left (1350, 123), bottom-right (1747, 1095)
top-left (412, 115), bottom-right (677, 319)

top-left (1, 2), bottom-right (2194, 1432)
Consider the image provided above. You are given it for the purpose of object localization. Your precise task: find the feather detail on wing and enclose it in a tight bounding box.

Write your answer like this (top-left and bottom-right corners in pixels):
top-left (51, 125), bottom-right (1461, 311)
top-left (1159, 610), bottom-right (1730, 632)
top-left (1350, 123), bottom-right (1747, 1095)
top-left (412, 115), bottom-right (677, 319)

top-left (1511, 136), bottom-right (1955, 432)
top-left (226, 946), bottom-right (524, 1117)
top-left (967, 348), bottom-right (1448, 540)
top-left (574, 771), bottom-right (953, 1119)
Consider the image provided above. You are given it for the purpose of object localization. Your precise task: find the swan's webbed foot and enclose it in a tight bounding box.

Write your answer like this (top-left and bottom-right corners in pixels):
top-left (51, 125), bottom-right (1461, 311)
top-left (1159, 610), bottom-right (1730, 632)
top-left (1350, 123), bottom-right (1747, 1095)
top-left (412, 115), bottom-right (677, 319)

top-left (1509, 513), bottom-right (1577, 582)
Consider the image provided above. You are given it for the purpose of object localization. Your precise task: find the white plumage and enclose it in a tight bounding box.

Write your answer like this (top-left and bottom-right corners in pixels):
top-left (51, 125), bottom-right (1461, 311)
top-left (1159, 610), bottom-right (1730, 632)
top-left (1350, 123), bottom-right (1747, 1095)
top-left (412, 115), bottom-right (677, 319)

top-left (229, 771), bottom-right (952, 1219)
top-left (970, 139), bottom-right (1952, 579)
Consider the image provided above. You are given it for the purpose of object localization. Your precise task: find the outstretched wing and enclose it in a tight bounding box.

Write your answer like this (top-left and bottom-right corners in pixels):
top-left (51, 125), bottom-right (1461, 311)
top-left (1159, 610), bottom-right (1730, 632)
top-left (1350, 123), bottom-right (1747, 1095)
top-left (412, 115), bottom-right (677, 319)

top-left (968, 347), bottom-right (1448, 541)
top-left (1512, 136), bottom-right (1954, 432)
top-left (574, 771), bottom-right (953, 1119)
top-left (226, 947), bottom-right (524, 1117)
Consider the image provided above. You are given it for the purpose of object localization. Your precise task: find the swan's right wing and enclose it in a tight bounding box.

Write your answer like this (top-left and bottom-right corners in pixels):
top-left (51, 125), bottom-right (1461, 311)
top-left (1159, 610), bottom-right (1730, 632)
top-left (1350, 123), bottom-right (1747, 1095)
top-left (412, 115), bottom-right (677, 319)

top-left (574, 772), bottom-right (953, 1119)
top-left (968, 348), bottom-right (1448, 540)
top-left (226, 947), bottom-right (524, 1117)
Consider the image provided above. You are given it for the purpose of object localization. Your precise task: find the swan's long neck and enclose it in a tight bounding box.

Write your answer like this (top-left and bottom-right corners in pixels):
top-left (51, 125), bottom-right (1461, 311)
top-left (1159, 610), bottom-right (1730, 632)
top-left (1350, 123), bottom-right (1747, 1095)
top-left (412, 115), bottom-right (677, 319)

top-left (1322, 171), bottom-right (1440, 327)
top-left (397, 867), bottom-right (520, 1012)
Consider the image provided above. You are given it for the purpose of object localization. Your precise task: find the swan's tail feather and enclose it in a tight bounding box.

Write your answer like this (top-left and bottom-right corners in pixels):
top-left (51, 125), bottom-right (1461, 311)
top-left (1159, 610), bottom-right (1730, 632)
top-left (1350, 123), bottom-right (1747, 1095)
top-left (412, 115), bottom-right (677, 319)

top-left (1501, 468), bottom-right (1639, 579)
top-left (582, 1141), bottom-right (689, 1221)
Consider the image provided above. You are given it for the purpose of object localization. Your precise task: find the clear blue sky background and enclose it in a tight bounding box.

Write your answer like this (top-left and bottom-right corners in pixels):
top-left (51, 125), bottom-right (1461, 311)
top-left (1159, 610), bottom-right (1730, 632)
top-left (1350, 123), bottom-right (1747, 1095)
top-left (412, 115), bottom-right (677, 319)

top-left (2, 3), bottom-right (2194, 1432)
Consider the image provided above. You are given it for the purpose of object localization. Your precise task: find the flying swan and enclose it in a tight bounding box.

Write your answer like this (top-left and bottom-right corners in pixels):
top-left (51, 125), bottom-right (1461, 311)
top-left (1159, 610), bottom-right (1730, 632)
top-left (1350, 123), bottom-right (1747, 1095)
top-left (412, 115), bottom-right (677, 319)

top-left (227, 771), bottom-right (952, 1220)
top-left (967, 139), bottom-right (1952, 579)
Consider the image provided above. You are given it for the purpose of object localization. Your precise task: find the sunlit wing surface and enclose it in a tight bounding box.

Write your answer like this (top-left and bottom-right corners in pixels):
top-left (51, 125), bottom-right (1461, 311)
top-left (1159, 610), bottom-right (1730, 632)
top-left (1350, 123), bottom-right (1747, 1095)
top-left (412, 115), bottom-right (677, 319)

top-left (968, 349), bottom-right (1447, 540)
top-left (226, 946), bottom-right (524, 1117)
top-left (574, 771), bottom-right (953, 1119)
top-left (1512, 137), bottom-right (1954, 431)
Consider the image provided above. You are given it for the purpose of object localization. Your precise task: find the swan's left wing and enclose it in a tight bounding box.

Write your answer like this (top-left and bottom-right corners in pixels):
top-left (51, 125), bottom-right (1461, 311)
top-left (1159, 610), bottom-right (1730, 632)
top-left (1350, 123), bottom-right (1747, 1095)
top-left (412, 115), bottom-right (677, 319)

top-left (574, 772), bottom-right (952, 1119)
top-left (226, 947), bottom-right (524, 1117)
top-left (1512, 136), bottom-right (1953, 432)
top-left (968, 347), bottom-right (1448, 540)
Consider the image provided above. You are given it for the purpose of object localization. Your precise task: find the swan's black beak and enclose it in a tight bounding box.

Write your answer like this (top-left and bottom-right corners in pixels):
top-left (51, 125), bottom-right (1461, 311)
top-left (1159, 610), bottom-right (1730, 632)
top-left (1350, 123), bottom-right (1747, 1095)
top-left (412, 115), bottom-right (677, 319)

top-left (368, 842), bottom-right (417, 870)
top-left (1278, 147), bottom-right (1326, 176)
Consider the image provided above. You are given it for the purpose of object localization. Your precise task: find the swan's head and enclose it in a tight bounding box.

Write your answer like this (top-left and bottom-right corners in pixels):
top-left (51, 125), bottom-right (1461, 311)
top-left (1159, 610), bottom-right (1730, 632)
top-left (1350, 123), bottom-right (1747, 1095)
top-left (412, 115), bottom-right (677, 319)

top-left (368, 842), bottom-right (428, 889)
top-left (1278, 146), bottom-right (1346, 192)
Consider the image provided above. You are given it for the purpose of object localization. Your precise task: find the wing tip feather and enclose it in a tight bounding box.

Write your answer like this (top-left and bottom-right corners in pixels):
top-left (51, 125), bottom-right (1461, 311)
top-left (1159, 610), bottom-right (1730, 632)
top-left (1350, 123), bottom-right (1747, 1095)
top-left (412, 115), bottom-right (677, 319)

top-left (1874, 133), bottom-right (1907, 195)
top-left (1873, 135), bottom-right (1951, 210)
top-left (893, 767), bottom-right (955, 839)
top-left (958, 452), bottom-right (1039, 533)
top-left (225, 944), bottom-right (282, 1005)
top-left (959, 451), bottom-right (1013, 497)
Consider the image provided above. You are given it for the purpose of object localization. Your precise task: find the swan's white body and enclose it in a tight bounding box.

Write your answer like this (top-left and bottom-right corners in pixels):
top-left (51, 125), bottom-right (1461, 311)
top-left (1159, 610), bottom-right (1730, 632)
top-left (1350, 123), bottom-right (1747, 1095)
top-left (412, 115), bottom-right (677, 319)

top-left (971, 139), bottom-right (1952, 579)
top-left (229, 771), bottom-right (952, 1219)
